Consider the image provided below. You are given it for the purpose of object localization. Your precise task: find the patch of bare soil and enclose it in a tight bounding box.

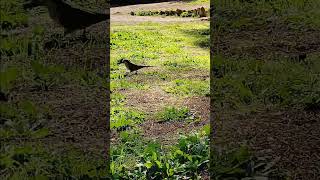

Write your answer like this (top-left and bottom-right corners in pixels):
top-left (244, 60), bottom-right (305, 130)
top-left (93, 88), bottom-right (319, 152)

top-left (183, 96), bottom-right (210, 123)
top-left (123, 88), bottom-right (209, 144)
top-left (111, 1), bottom-right (209, 24)
top-left (179, 68), bottom-right (209, 80)
top-left (46, 86), bottom-right (108, 155)
top-left (215, 110), bottom-right (320, 179)
top-left (123, 88), bottom-right (181, 114)
top-left (11, 83), bottom-right (109, 156)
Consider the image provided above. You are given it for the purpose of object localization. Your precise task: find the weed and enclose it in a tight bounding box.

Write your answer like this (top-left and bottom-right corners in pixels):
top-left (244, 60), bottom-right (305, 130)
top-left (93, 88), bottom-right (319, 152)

top-left (111, 129), bottom-right (209, 179)
top-left (78, 70), bottom-right (102, 86)
top-left (111, 127), bottom-right (265, 179)
top-left (31, 61), bottom-right (65, 91)
top-left (111, 107), bottom-right (145, 131)
top-left (0, 0), bottom-right (28, 30)
top-left (0, 145), bottom-right (109, 179)
top-left (0, 100), bottom-right (51, 138)
top-left (0, 36), bottom-right (31, 57)
top-left (0, 67), bottom-right (18, 101)
top-left (156, 106), bottom-right (195, 123)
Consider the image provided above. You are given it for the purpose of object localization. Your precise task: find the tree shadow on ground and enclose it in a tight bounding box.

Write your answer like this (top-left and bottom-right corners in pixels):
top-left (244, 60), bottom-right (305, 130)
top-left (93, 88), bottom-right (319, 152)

top-left (181, 27), bottom-right (210, 49)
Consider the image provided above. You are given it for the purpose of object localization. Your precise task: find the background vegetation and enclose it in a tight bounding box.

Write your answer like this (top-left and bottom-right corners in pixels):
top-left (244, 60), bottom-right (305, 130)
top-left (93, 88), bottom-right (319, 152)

top-left (212, 0), bottom-right (320, 179)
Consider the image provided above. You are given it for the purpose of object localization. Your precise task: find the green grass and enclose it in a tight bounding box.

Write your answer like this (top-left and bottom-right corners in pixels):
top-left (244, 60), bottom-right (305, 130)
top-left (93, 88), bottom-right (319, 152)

top-left (211, 1), bottom-right (319, 178)
top-left (3, 0), bottom-right (317, 178)
top-left (212, 55), bottom-right (320, 111)
top-left (1, 144), bottom-right (108, 179)
top-left (111, 22), bottom-right (209, 92)
top-left (0, 99), bottom-right (51, 139)
top-left (110, 20), bottom-right (210, 178)
top-left (0, 36), bottom-right (31, 57)
top-left (111, 106), bottom-right (145, 130)
top-left (211, 0), bottom-right (320, 112)
top-left (1, 0), bottom-right (110, 178)
top-left (110, 92), bottom-right (145, 131)
top-left (110, 21), bottom-right (210, 133)
top-left (156, 106), bottom-right (193, 122)
top-left (164, 79), bottom-right (209, 96)
top-left (111, 22), bottom-right (209, 64)
top-left (110, 13), bottom-right (276, 179)
top-left (31, 61), bottom-right (66, 91)
top-left (0, 0), bottom-right (28, 30)
top-left (111, 128), bottom-right (210, 179)
top-left (0, 67), bottom-right (19, 99)
top-left (111, 126), bottom-right (270, 179)
top-left (213, 0), bottom-right (320, 29)
top-left (110, 78), bottom-right (150, 90)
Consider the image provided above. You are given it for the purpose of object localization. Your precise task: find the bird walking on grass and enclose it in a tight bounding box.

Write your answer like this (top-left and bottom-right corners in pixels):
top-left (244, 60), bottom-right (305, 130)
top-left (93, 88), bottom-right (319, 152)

top-left (118, 59), bottom-right (153, 75)
top-left (24, 0), bottom-right (109, 36)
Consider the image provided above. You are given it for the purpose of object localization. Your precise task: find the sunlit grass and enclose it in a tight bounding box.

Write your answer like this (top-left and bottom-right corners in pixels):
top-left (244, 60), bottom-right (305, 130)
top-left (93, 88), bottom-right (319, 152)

top-left (111, 22), bottom-right (209, 92)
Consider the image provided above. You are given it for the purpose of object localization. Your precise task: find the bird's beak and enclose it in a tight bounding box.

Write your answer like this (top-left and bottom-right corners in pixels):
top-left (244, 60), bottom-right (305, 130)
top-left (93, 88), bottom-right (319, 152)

top-left (117, 59), bottom-right (123, 64)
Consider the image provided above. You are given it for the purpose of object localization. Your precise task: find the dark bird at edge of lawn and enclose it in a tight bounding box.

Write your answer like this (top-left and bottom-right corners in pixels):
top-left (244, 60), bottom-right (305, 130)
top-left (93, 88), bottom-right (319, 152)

top-left (117, 59), bottom-right (153, 74)
top-left (24, 0), bottom-right (109, 36)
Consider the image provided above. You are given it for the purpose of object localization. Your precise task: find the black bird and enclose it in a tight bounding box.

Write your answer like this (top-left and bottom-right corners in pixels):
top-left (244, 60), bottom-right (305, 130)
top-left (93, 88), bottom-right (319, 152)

top-left (24, 0), bottom-right (109, 36)
top-left (118, 59), bottom-right (153, 74)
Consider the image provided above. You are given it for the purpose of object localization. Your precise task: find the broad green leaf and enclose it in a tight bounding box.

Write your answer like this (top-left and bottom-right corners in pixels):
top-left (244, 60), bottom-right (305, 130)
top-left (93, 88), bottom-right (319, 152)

top-left (144, 161), bottom-right (153, 169)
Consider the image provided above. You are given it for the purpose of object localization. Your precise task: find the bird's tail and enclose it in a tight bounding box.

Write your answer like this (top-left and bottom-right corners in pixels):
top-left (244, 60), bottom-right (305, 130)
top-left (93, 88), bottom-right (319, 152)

top-left (83, 12), bottom-right (109, 26)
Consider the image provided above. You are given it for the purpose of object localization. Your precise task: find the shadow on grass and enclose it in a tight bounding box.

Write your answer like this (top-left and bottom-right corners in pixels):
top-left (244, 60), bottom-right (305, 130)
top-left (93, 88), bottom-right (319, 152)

top-left (181, 28), bottom-right (210, 49)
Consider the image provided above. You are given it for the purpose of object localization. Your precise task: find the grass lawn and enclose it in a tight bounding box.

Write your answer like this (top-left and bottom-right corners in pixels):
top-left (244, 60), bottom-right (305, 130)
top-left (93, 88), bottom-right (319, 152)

top-left (212, 0), bottom-right (320, 179)
top-left (110, 21), bottom-right (211, 179)
top-left (1, 0), bottom-right (319, 179)
top-left (1, 0), bottom-right (109, 178)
